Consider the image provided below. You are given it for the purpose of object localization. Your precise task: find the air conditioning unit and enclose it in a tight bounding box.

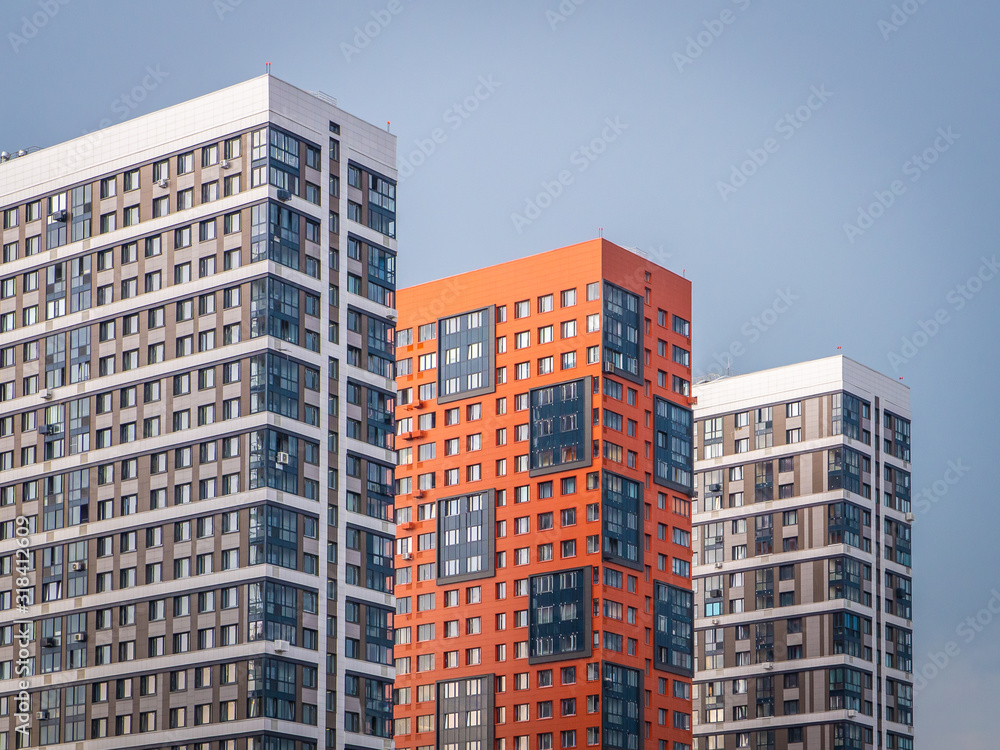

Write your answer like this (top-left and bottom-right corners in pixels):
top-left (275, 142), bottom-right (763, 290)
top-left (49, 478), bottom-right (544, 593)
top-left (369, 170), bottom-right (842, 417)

top-left (220, 159), bottom-right (231, 169)
top-left (710, 589), bottom-right (723, 599)
top-left (39, 424), bottom-right (52, 435)
top-left (40, 390), bottom-right (53, 401)
top-left (70, 561), bottom-right (86, 572)
top-left (49, 209), bottom-right (67, 222)
top-left (386, 311), bottom-right (397, 322)
top-left (71, 632), bottom-right (87, 643)
top-left (709, 483), bottom-right (722, 492)
top-left (274, 639), bottom-right (289, 654)
top-left (42, 637), bottom-right (56, 648)
top-left (413, 489), bottom-right (424, 498)
top-left (905, 512), bottom-right (914, 522)
top-left (847, 709), bottom-right (856, 718)
top-left (711, 618), bottom-right (720, 625)
top-left (401, 552), bottom-right (413, 561)
top-left (275, 451), bottom-right (290, 465)
top-left (763, 663), bottom-right (773, 671)
top-left (714, 562), bottom-right (723, 569)
top-left (276, 189), bottom-right (292, 202)
top-left (604, 361), bottom-right (616, 372)
top-left (36, 710), bottom-right (49, 720)
top-left (402, 522), bottom-right (415, 530)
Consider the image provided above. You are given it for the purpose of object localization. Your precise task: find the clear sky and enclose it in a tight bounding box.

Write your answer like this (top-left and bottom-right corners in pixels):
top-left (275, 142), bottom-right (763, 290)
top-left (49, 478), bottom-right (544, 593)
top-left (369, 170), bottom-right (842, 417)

top-left (2, 0), bottom-right (999, 744)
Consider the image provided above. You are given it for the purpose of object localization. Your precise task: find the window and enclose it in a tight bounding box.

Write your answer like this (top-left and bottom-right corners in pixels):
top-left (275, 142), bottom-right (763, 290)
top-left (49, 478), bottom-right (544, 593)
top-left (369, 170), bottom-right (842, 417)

top-left (177, 188), bottom-right (194, 210)
top-left (152, 195), bottom-right (169, 218)
top-left (177, 151), bottom-right (194, 174)
top-left (123, 168), bottom-right (140, 191)
top-left (224, 173), bottom-right (241, 196)
top-left (202, 143), bottom-right (219, 167)
top-left (225, 136), bottom-right (241, 159)
top-left (3, 207), bottom-right (20, 230)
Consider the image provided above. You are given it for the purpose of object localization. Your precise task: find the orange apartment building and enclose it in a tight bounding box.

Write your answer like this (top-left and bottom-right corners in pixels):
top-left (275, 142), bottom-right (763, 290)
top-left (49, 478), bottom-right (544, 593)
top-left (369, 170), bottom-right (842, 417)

top-left (389, 239), bottom-right (696, 750)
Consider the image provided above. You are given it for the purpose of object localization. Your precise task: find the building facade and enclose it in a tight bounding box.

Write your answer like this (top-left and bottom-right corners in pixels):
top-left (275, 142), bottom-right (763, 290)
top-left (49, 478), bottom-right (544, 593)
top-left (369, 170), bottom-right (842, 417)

top-left (392, 239), bottom-right (696, 750)
top-left (690, 358), bottom-right (914, 750)
top-left (0, 76), bottom-right (397, 750)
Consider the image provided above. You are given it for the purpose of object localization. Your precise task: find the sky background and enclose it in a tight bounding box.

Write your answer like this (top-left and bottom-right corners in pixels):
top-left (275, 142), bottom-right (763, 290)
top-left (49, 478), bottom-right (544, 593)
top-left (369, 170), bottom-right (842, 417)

top-left (2, 0), bottom-right (998, 744)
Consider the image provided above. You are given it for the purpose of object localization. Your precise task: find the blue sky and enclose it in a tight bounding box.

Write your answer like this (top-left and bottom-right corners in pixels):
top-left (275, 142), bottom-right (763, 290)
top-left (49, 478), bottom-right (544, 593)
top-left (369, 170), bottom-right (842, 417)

top-left (2, 0), bottom-right (999, 744)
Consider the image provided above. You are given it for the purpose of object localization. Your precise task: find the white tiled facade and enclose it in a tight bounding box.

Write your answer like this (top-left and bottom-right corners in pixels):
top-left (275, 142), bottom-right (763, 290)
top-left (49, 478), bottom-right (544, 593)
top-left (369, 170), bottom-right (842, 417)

top-left (0, 76), bottom-right (397, 750)
top-left (691, 357), bottom-right (914, 750)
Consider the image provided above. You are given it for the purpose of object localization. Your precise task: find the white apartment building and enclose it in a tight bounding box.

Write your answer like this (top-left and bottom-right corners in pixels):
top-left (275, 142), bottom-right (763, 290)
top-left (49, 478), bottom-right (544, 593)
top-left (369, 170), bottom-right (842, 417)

top-left (0, 75), bottom-right (398, 750)
top-left (690, 357), bottom-right (913, 750)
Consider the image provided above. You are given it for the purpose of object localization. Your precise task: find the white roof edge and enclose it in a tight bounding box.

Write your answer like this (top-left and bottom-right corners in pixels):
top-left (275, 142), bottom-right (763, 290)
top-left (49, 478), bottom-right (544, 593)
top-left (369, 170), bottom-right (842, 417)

top-left (692, 355), bottom-right (910, 417)
top-left (0, 75), bottom-right (395, 205)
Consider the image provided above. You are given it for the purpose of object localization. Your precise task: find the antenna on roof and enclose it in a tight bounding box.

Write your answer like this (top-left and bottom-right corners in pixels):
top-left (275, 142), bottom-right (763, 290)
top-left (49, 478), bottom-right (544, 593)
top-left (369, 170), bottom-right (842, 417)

top-left (266, 62), bottom-right (271, 75)
top-left (387, 121), bottom-right (391, 133)
top-left (598, 227), bottom-right (603, 238)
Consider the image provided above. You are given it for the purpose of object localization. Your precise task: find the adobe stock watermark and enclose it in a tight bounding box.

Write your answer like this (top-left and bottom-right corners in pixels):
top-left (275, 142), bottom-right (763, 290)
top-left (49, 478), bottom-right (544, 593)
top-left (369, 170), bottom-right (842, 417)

top-left (843, 126), bottom-right (960, 244)
top-left (8, 0), bottom-right (72, 54)
top-left (212, 0), bottom-right (244, 20)
top-left (673, 0), bottom-right (752, 73)
top-left (912, 458), bottom-right (970, 515)
top-left (886, 254), bottom-right (998, 372)
top-left (12, 515), bottom-right (33, 746)
top-left (717, 85), bottom-right (833, 201)
top-left (408, 278), bottom-right (467, 328)
top-left (696, 288), bottom-right (799, 380)
top-left (546, 0), bottom-right (587, 30)
top-left (50, 65), bottom-right (170, 177)
top-left (613, 246), bottom-right (678, 304)
top-left (624, 245), bottom-right (673, 265)
top-left (878, 0), bottom-right (931, 40)
top-left (398, 75), bottom-right (501, 183)
top-left (510, 117), bottom-right (627, 234)
top-left (914, 587), bottom-right (1000, 695)
top-left (341, 0), bottom-right (405, 63)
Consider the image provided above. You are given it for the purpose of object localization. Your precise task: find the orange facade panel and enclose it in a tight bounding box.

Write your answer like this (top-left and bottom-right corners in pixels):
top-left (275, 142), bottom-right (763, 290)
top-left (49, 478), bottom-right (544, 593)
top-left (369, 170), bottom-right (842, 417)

top-left (393, 239), bottom-right (694, 750)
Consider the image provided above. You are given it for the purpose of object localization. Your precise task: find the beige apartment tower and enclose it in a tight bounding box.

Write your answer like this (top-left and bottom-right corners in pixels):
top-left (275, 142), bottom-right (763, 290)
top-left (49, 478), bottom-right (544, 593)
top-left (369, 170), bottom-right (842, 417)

top-left (690, 357), bottom-right (914, 750)
top-left (0, 76), bottom-right (398, 750)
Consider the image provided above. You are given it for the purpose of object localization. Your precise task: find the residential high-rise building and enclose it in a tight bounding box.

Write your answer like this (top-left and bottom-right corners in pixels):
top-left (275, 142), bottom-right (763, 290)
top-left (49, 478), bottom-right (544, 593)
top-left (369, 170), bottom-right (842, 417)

top-left (392, 239), bottom-right (696, 750)
top-left (0, 75), bottom-right (398, 750)
top-left (690, 357), bottom-right (914, 750)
